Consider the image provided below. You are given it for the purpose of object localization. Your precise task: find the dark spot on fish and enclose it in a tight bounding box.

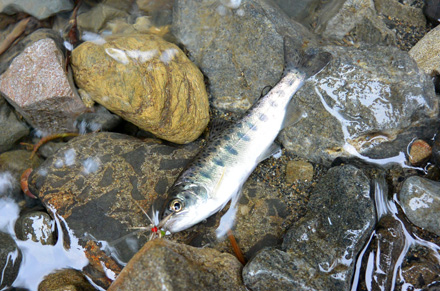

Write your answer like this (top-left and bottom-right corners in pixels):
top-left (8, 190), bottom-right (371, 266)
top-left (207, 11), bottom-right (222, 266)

top-left (259, 114), bottom-right (268, 122)
top-left (270, 100), bottom-right (278, 107)
top-left (247, 121), bottom-right (257, 131)
top-left (226, 145), bottom-right (238, 155)
top-left (159, 158), bottom-right (190, 170)
top-left (237, 132), bottom-right (250, 141)
top-left (213, 158), bottom-right (225, 167)
top-left (224, 136), bottom-right (231, 141)
top-left (201, 171), bottom-right (211, 178)
top-left (236, 123), bottom-right (243, 129)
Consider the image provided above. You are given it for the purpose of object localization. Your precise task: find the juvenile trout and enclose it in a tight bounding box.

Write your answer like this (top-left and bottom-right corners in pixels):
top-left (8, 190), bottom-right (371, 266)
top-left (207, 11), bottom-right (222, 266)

top-left (158, 50), bottom-right (331, 234)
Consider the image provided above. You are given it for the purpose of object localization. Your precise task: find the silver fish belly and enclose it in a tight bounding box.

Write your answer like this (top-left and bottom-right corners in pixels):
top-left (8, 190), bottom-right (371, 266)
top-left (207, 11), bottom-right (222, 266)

top-left (158, 52), bottom-right (331, 233)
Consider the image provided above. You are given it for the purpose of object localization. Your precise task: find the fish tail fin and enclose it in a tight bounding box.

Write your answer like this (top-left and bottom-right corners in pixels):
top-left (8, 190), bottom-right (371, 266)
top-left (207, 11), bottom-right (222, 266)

top-left (284, 38), bottom-right (332, 78)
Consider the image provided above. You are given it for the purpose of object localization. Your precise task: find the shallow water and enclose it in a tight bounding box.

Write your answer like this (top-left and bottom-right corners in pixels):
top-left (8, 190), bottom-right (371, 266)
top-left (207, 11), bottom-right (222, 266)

top-left (0, 199), bottom-right (89, 290)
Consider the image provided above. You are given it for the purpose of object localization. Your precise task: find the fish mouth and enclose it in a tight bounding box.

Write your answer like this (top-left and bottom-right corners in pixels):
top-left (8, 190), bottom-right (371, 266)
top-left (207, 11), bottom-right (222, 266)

top-left (157, 212), bottom-right (172, 228)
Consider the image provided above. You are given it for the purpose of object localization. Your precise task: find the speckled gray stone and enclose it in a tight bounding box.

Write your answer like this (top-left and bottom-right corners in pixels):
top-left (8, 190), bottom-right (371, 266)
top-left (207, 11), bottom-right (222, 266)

top-left (399, 176), bottom-right (440, 236)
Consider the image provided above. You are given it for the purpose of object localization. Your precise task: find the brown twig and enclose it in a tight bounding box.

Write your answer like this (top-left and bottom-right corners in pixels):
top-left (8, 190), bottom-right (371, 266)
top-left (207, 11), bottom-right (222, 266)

top-left (227, 229), bottom-right (246, 265)
top-left (0, 17), bottom-right (31, 55)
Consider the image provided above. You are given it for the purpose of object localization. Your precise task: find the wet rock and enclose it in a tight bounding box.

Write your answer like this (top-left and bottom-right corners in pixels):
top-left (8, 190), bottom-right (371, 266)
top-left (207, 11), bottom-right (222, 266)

top-left (355, 215), bottom-right (406, 290)
top-left (28, 132), bottom-right (201, 287)
top-left (38, 269), bottom-right (95, 291)
top-left (0, 34), bottom-right (87, 134)
top-left (424, 0), bottom-right (440, 25)
top-left (71, 34), bottom-right (210, 144)
top-left (74, 105), bottom-right (121, 134)
top-left (399, 176), bottom-right (440, 236)
top-left (314, 0), bottom-right (396, 46)
top-left (272, 0), bottom-right (320, 25)
top-left (108, 239), bottom-right (245, 290)
top-left (172, 0), bottom-right (317, 112)
top-left (14, 211), bottom-right (55, 245)
top-left (280, 45), bottom-right (438, 166)
top-left (409, 24), bottom-right (440, 76)
top-left (399, 245), bottom-right (440, 289)
top-left (374, 0), bottom-right (428, 50)
top-left (0, 150), bottom-right (42, 198)
top-left (77, 3), bottom-right (129, 33)
top-left (0, 97), bottom-right (29, 152)
top-left (285, 159), bottom-right (314, 183)
top-left (243, 165), bottom-right (375, 290)
top-left (0, 0), bottom-right (73, 20)
top-left (137, 0), bottom-right (173, 14)
top-left (0, 231), bottom-right (22, 289)
top-left (408, 139), bottom-right (432, 166)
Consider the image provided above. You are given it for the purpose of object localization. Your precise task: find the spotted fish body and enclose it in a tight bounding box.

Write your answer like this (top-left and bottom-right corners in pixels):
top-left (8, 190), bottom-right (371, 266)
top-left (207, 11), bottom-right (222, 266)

top-left (160, 52), bottom-right (331, 233)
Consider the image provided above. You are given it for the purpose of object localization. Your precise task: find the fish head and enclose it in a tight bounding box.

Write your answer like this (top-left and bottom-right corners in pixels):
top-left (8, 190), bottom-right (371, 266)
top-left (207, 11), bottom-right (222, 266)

top-left (159, 183), bottom-right (209, 233)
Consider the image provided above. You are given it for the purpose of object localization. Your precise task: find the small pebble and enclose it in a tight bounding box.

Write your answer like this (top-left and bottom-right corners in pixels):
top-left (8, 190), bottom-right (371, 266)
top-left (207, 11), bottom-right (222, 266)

top-left (285, 160), bottom-right (314, 183)
top-left (409, 139), bottom-right (432, 166)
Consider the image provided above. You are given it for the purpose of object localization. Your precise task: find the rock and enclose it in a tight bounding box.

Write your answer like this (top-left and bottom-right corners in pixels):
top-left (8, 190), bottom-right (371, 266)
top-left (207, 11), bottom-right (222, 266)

top-left (408, 139), bottom-right (432, 166)
top-left (172, 0), bottom-right (317, 112)
top-left (314, 0), bottom-right (396, 46)
top-left (285, 160), bottom-right (314, 183)
top-left (38, 269), bottom-right (96, 291)
top-left (280, 45), bottom-right (438, 166)
top-left (28, 132), bottom-right (202, 287)
top-left (399, 176), bottom-right (440, 236)
top-left (14, 211), bottom-right (55, 245)
top-left (71, 34), bottom-right (210, 144)
top-left (272, 0), bottom-right (320, 25)
top-left (0, 231), bottom-right (22, 289)
top-left (77, 3), bottom-right (129, 33)
top-left (0, 0), bottom-right (73, 20)
top-left (423, 0), bottom-right (440, 25)
top-left (399, 245), bottom-right (440, 289)
top-left (108, 239), bottom-right (245, 290)
top-left (0, 29), bottom-right (61, 75)
top-left (243, 165), bottom-right (376, 290)
top-left (0, 34), bottom-right (87, 134)
top-left (0, 96), bottom-right (29, 152)
top-left (373, 0), bottom-right (428, 50)
top-left (74, 105), bottom-right (121, 134)
top-left (136, 0), bottom-right (173, 14)
top-left (409, 24), bottom-right (440, 76)
top-left (355, 215), bottom-right (406, 290)
top-left (0, 150), bottom-right (42, 198)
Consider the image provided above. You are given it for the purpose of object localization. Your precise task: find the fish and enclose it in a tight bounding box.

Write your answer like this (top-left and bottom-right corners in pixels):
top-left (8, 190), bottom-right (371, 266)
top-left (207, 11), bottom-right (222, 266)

top-left (158, 49), bottom-right (332, 235)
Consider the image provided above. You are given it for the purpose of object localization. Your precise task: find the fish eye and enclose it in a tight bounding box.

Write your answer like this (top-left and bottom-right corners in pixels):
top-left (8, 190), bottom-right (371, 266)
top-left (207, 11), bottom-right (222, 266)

top-left (170, 199), bottom-right (184, 212)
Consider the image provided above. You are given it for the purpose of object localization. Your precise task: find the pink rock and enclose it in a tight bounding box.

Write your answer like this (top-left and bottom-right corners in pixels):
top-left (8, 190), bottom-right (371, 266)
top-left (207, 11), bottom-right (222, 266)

top-left (0, 38), bottom-right (86, 134)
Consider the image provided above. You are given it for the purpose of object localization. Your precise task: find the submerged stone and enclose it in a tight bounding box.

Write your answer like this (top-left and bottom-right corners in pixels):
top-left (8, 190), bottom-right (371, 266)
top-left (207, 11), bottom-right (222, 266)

top-left (243, 165), bottom-right (375, 290)
top-left (280, 45), bottom-right (438, 166)
top-left (399, 176), bottom-right (440, 236)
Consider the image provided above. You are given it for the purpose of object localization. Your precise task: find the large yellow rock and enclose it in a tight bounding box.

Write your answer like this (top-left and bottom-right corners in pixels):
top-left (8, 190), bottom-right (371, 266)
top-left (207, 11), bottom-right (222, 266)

top-left (71, 34), bottom-right (209, 144)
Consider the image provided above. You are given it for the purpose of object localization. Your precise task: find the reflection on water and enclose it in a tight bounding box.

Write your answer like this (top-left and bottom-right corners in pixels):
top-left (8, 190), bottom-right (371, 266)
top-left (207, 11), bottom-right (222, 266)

top-left (0, 199), bottom-right (89, 290)
top-left (351, 179), bottom-right (440, 290)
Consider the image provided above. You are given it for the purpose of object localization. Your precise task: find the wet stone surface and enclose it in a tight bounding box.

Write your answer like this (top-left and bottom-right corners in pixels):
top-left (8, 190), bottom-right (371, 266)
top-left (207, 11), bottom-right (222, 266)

top-left (37, 268), bottom-right (96, 291)
top-left (243, 164), bottom-right (376, 290)
top-left (0, 231), bottom-right (22, 289)
top-left (108, 239), bottom-right (245, 290)
top-left (14, 211), bottom-right (55, 245)
top-left (28, 132), bottom-right (202, 288)
top-left (0, 97), bottom-right (29, 153)
top-left (399, 176), bottom-right (440, 236)
top-left (280, 44), bottom-right (438, 166)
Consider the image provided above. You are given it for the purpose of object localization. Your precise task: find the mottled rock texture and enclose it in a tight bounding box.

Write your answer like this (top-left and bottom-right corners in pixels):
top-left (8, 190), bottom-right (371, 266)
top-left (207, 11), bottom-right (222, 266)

top-left (71, 34), bottom-right (210, 144)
